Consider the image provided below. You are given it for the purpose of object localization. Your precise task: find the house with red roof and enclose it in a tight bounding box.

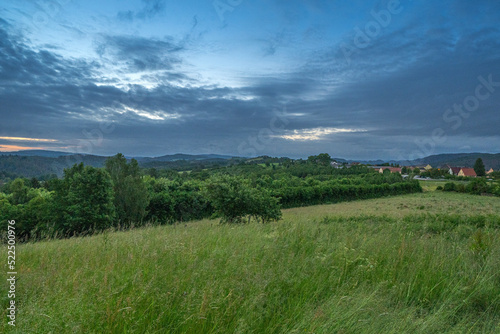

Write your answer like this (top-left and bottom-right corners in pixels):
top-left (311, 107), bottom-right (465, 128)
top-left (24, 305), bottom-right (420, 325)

top-left (378, 167), bottom-right (402, 174)
top-left (458, 168), bottom-right (477, 177)
top-left (448, 167), bottom-right (462, 176)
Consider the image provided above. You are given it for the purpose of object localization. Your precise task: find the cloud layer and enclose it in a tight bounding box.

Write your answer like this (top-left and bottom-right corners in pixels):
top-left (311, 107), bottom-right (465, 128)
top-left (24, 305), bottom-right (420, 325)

top-left (0, 0), bottom-right (499, 159)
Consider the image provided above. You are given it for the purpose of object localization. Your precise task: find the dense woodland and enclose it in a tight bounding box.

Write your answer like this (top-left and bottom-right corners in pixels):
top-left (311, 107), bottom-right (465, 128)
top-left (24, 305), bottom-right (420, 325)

top-left (0, 153), bottom-right (427, 241)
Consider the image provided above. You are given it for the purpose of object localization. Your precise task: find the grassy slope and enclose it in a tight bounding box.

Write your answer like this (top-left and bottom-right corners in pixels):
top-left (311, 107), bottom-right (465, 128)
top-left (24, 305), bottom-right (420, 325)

top-left (2, 192), bottom-right (500, 333)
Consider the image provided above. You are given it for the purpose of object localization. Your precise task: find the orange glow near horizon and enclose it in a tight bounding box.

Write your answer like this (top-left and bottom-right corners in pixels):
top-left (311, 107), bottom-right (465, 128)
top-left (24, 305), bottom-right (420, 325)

top-left (0, 145), bottom-right (50, 152)
top-left (0, 136), bottom-right (58, 142)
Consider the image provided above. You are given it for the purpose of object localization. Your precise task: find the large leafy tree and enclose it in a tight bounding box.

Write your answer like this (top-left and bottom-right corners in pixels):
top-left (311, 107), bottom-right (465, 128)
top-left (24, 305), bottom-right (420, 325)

top-left (203, 175), bottom-right (281, 224)
top-left (9, 178), bottom-right (29, 205)
top-left (105, 154), bottom-right (150, 225)
top-left (53, 163), bottom-right (115, 234)
top-left (474, 158), bottom-right (486, 176)
top-left (307, 153), bottom-right (332, 166)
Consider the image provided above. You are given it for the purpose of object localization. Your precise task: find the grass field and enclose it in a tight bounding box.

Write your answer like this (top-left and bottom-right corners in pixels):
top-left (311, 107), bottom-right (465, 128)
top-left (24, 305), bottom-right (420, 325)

top-left (418, 180), bottom-right (456, 192)
top-left (417, 179), bottom-right (495, 192)
top-left (2, 192), bottom-right (500, 333)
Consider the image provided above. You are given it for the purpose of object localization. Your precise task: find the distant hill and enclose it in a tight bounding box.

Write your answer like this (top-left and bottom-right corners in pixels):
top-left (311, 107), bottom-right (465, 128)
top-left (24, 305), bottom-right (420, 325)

top-left (0, 150), bottom-right (498, 179)
top-left (0, 151), bottom-right (240, 178)
top-left (136, 153), bottom-right (237, 163)
top-left (0, 150), bottom-right (76, 158)
top-left (341, 153), bottom-right (500, 169)
top-left (0, 154), bottom-right (109, 178)
top-left (343, 159), bottom-right (386, 165)
top-left (404, 153), bottom-right (500, 170)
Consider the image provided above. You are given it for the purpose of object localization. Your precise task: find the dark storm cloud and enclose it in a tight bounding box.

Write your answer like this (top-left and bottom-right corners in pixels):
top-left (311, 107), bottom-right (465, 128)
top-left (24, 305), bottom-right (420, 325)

top-left (94, 35), bottom-right (183, 72)
top-left (1, 0), bottom-right (499, 158)
top-left (287, 2), bottom-right (500, 143)
top-left (243, 76), bottom-right (321, 101)
top-left (0, 21), bottom-right (280, 152)
top-left (0, 28), bottom-right (98, 86)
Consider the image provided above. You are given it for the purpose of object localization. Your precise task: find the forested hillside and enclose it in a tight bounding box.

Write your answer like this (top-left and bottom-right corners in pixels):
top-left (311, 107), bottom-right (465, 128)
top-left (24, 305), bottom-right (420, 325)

top-left (0, 153), bottom-right (241, 179)
top-left (0, 154), bottom-right (108, 178)
top-left (0, 154), bottom-right (422, 240)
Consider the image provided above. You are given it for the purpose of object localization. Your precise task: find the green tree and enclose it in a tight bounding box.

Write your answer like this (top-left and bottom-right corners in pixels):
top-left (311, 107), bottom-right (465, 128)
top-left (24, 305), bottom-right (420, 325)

top-left (203, 175), bottom-right (281, 224)
top-left (9, 178), bottom-right (29, 205)
top-left (307, 153), bottom-right (331, 166)
top-left (21, 188), bottom-right (54, 239)
top-left (492, 182), bottom-right (500, 196)
top-left (146, 192), bottom-right (175, 224)
top-left (443, 182), bottom-right (457, 192)
top-left (105, 154), bottom-right (150, 225)
top-left (465, 178), bottom-right (489, 195)
top-left (474, 158), bottom-right (486, 176)
top-left (147, 168), bottom-right (159, 178)
top-left (248, 188), bottom-right (282, 223)
top-left (428, 168), bottom-right (443, 178)
top-left (53, 163), bottom-right (115, 234)
top-left (29, 177), bottom-right (41, 189)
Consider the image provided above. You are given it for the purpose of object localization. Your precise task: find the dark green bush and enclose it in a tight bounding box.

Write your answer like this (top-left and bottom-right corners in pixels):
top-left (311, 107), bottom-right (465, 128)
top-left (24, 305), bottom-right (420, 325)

top-left (444, 182), bottom-right (457, 192)
top-left (457, 184), bottom-right (466, 193)
top-left (465, 178), bottom-right (490, 195)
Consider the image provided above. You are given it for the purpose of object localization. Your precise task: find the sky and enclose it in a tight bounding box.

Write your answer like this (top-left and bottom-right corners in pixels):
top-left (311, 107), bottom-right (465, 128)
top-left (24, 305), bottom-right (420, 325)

top-left (0, 0), bottom-right (499, 160)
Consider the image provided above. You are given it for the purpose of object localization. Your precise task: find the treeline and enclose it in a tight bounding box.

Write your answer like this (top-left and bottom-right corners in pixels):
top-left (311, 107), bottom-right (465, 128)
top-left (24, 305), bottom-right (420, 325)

top-left (0, 154), bottom-right (422, 241)
top-left (275, 181), bottom-right (422, 208)
top-left (441, 179), bottom-right (500, 196)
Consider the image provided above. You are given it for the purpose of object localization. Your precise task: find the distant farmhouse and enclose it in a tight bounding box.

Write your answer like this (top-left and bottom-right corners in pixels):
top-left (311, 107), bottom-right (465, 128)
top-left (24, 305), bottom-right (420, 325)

top-left (458, 167), bottom-right (477, 177)
top-left (354, 161), bottom-right (493, 178)
top-left (409, 166), bottom-right (427, 173)
top-left (447, 166), bottom-right (462, 175)
top-left (330, 161), bottom-right (341, 168)
top-left (378, 167), bottom-right (402, 174)
top-left (445, 166), bottom-right (477, 177)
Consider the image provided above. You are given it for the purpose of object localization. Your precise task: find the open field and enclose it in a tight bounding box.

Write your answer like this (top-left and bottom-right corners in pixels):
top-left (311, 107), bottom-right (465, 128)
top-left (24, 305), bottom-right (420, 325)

top-left (284, 191), bottom-right (500, 220)
top-left (418, 180), bottom-right (462, 192)
top-left (417, 179), bottom-right (497, 192)
top-left (2, 192), bottom-right (500, 333)
top-left (417, 180), bottom-right (473, 192)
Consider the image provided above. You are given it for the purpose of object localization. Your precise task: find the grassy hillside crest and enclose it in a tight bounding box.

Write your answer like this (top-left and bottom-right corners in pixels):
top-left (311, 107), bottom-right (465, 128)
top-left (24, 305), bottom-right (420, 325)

top-left (2, 191), bottom-right (499, 333)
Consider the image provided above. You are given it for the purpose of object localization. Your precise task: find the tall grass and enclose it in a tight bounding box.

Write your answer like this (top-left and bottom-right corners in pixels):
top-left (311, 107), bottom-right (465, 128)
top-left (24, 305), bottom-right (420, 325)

top-left (1, 192), bottom-right (499, 333)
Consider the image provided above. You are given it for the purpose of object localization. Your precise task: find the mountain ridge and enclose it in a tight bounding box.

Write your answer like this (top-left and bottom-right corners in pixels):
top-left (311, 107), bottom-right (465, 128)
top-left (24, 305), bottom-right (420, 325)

top-left (0, 151), bottom-right (498, 178)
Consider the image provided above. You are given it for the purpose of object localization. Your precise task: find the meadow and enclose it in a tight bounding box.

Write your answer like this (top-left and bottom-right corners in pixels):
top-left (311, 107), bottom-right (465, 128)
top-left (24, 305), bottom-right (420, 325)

top-left (1, 191), bottom-right (500, 333)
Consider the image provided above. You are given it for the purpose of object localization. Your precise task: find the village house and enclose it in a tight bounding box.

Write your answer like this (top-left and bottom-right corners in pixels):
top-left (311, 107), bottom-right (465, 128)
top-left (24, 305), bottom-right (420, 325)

top-left (411, 166), bottom-right (428, 173)
top-left (458, 167), bottom-right (477, 177)
top-left (487, 168), bottom-right (494, 174)
top-left (448, 167), bottom-right (462, 176)
top-left (330, 161), bottom-right (341, 168)
top-left (378, 167), bottom-right (402, 174)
